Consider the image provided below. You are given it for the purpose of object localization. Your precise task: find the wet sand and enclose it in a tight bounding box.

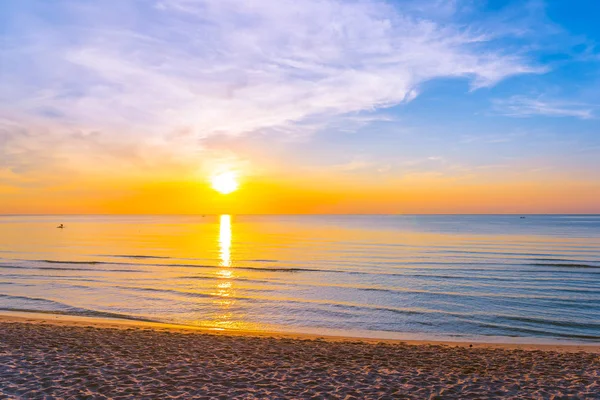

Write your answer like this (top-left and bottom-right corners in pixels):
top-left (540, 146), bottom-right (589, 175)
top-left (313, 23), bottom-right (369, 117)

top-left (1, 314), bottom-right (599, 399)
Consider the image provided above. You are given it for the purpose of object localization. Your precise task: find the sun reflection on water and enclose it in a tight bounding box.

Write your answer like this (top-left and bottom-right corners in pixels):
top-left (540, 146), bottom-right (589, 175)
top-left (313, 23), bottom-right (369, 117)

top-left (214, 214), bottom-right (236, 327)
top-left (202, 215), bottom-right (263, 331)
top-left (219, 214), bottom-right (231, 267)
top-left (216, 281), bottom-right (232, 297)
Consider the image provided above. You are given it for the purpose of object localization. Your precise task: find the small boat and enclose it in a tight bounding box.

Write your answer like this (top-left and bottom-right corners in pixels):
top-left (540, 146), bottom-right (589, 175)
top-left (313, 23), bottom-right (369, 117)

top-left (57, 224), bottom-right (65, 229)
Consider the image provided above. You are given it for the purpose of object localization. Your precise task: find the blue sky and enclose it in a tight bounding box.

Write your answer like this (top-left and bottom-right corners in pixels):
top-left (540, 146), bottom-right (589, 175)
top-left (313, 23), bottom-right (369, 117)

top-left (0, 0), bottom-right (599, 212)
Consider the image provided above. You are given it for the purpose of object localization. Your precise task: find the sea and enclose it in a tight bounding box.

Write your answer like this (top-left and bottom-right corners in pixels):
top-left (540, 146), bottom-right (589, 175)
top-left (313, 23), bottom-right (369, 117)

top-left (1, 214), bottom-right (599, 343)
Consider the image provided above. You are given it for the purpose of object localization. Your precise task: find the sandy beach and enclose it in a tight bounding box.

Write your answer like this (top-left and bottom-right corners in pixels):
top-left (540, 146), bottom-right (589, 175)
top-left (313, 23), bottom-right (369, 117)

top-left (1, 314), bottom-right (598, 399)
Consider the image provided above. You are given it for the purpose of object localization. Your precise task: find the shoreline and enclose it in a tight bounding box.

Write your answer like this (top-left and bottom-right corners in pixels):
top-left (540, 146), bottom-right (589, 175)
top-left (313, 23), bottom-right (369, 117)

top-left (2, 311), bottom-right (598, 353)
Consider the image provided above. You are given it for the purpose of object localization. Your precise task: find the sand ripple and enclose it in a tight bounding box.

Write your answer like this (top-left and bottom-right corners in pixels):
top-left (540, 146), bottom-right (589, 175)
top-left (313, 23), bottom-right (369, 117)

top-left (1, 322), bottom-right (599, 399)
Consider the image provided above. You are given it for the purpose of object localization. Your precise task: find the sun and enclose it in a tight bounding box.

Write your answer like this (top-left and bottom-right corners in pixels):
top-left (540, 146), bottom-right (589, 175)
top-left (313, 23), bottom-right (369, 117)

top-left (210, 172), bottom-right (239, 194)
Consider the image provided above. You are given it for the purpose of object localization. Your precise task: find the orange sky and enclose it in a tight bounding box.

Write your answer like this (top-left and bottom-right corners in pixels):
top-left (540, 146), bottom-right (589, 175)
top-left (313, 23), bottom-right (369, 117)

top-left (2, 172), bottom-right (599, 214)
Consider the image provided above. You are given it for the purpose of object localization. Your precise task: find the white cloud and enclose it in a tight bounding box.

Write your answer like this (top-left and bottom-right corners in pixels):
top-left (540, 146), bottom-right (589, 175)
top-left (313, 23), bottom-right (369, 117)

top-left (1, 0), bottom-right (543, 176)
top-left (493, 96), bottom-right (595, 119)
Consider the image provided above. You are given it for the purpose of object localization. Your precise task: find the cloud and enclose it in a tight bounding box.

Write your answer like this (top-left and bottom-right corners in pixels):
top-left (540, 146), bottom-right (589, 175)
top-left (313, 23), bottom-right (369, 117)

top-left (1, 0), bottom-right (543, 178)
top-left (492, 96), bottom-right (595, 119)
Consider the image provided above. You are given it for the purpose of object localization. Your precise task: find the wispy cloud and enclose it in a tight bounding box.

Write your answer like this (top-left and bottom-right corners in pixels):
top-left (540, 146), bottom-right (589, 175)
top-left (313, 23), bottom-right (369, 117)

top-left (492, 96), bottom-right (596, 119)
top-left (1, 0), bottom-right (544, 179)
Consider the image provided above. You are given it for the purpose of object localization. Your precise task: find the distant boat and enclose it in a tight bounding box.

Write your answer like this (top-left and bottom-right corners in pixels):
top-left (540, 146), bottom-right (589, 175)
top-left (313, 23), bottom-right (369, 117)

top-left (520, 217), bottom-right (526, 219)
top-left (57, 224), bottom-right (65, 228)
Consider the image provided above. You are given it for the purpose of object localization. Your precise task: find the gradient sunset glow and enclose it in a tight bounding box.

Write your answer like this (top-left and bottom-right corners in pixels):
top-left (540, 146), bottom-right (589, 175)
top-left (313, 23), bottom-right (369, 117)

top-left (1, 0), bottom-right (599, 214)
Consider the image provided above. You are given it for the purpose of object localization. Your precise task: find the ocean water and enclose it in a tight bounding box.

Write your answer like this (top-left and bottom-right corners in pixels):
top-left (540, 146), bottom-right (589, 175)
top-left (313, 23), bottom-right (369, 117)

top-left (1, 214), bottom-right (599, 343)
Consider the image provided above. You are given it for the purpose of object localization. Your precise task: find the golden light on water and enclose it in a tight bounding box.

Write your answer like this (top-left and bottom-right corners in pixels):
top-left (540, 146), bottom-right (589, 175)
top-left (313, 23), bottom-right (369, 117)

top-left (214, 214), bottom-right (237, 328)
top-left (198, 215), bottom-right (262, 331)
top-left (216, 281), bottom-right (232, 297)
top-left (219, 214), bottom-right (232, 267)
top-left (210, 172), bottom-right (239, 194)
top-left (218, 269), bottom-right (233, 278)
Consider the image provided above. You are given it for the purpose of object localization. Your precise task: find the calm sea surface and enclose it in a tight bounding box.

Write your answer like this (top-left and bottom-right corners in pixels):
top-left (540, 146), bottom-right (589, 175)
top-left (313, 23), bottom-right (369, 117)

top-left (1, 215), bottom-right (599, 343)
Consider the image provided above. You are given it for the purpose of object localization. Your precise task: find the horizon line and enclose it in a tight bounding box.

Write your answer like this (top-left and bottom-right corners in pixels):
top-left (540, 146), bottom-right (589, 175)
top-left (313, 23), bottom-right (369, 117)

top-left (1, 213), bottom-right (599, 217)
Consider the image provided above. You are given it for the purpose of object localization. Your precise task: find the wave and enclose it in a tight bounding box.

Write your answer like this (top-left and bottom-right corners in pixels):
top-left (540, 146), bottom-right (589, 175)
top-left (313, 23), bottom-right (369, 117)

top-left (39, 267), bottom-right (142, 273)
top-left (232, 265), bottom-right (322, 273)
top-left (0, 292), bottom-right (77, 305)
top-left (0, 307), bottom-right (156, 323)
top-left (407, 273), bottom-right (517, 282)
top-left (101, 281), bottom-right (600, 310)
top-left (103, 254), bottom-right (172, 259)
top-left (92, 286), bottom-right (432, 316)
top-left (471, 320), bottom-right (600, 340)
top-left (527, 263), bottom-right (600, 269)
top-left (26, 258), bottom-right (540, 273)
top-left (0, 293), bottom-right (156, 322)
top-left (442, 249), bottom-right (600, 258)
top-left (499, 315), bottom-right (600, 330)
top-left (532, 258), bottom-right (599, 263)
top-left (0, 273), bottom-right (104, 282)
top-left (114, 284), bottom-right (278, 298)
top-left (29, 259), bottom-right (326, 273)
top-left (114, 286), bottom-right (216, 299)
top-left (519, 269), bottom-right (600, 276)
top-left (6, 258), bottom-right (600, 280)
top-left (170, 274), bottom-right (600, 297)
top-left (357, 287), bottom-right (395, 293)
top-left (41, 260), bottom-right (103, 264)
top-left (178, 275), bottom-right (276, 284)
top-left (0, 264), bottom-right (142, 273)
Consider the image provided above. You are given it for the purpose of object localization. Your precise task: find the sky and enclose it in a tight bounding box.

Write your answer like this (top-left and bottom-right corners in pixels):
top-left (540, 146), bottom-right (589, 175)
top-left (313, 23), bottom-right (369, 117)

top-left (1, 0), bottom-right (599, 214)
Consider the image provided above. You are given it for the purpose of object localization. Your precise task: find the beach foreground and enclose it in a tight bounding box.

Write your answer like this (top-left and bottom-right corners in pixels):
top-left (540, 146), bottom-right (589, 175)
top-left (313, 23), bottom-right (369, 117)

top-left (1, 316), bottom-right (599, 399)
